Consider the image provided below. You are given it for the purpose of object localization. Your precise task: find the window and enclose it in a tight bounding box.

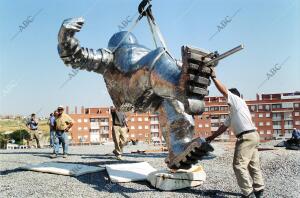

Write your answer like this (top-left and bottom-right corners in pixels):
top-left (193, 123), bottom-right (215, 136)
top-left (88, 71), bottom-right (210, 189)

top-left (84, 127), bottom-right (88, 130)
top-left (144, 117), bottom-right (148, 121)
top-left (205, 107), bottom-right (209, 112)
top-left (258, 114), bottom-right (263, 118)
top-left (273, 121), bottom-right (281, 126)
top-left (259, 131), bottom-right (264, 134)
top-left (78, 127), bottom-right (82, 130)
top-left (84, 119), bottom-right (88, 123)
top-left (258, 105), bottom-right (263, 110)
top-left (145, 125), bottom-right (149, 129)
top-left (199, 124), bottom-right (203, 128)
top-left (266, 130), bottom-right (271, 134)
top-left (272, 113), bottom-right (281, 118)
top-left (251, 113), bottom-right (255, 118)
top-left (295, 103), bottom-right (300, 108)
top-left (266, 122), bottom-right (271, 126)
top-left (295, 112), bottom-right (300, 116)
top-left (284, 120), bottom-right (293, 125)
top-left (131, 117), bottom-right (135, 122)
top-left (138, 117), bottom-right (142, 122)
top-left (258, 122), bottom-right (264, 126)
top-left (295, 121), bottom-right (300, 125)
top-left (151, 125), bottom-right (159, 129)
top-left (265, 105), bottom-right (270, 111)
top-left (274, 130), bottom-right (281, 134)
top-left (272, 104), bottom-right (282, 109)
top-left (250, 105), bottom-right (256, 112)
top-left (205, 124), bottom-right (209, 128)
top-left (130, 126), bottom-right (135, 129)
top-left (77, 119), bottom-right (82, 123)
top-left (138, 125), bottom-right (142, 129)
top-left (211, 123), bottom-right (219, 127)
top-left (220, 106), bottom-right (228, 111)
top-left (150, 117), bottom-right (159, 121)
top-left (210, 106), bottom-right (219, 111)
top-left (266, 113), bottom-right (270, 118)
top-left (285, 130), bottom-right (293, 134)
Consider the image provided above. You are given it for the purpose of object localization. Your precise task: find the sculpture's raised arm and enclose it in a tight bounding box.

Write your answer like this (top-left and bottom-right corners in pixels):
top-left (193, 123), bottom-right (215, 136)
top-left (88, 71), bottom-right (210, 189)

top-left (58, 17), bottom-right (113, 74)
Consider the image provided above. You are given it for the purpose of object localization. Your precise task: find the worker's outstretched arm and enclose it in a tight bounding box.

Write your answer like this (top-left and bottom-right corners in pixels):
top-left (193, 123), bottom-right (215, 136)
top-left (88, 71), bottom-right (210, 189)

top-left (206, 124), bottom-right (228, 142)
top-left (58, 17), bottom-right (113, 74)
top-left (211, 68), bottom-right (228, 98)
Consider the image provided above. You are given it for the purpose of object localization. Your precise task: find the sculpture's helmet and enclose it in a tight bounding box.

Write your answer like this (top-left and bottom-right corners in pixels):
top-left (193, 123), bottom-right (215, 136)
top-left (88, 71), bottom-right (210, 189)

top-left (108, 31), bottom-right (138, 51)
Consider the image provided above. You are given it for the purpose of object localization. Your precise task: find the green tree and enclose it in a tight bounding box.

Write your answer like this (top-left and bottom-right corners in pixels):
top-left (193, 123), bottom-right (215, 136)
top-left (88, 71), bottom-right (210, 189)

top-left (0, 133), bottom-right (9, 149)
top-left (8, 129), bottom-right (30, 145)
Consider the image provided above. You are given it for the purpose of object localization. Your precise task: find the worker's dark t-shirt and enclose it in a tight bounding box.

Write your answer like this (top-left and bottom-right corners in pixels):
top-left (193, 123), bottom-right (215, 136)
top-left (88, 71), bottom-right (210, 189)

top-left (112, 111), bottom-right (126, 127)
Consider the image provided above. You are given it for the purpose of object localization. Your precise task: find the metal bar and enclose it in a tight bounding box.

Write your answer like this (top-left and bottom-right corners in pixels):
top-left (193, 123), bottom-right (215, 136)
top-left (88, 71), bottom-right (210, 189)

top-left (203, 44), bottom-right (244, 67)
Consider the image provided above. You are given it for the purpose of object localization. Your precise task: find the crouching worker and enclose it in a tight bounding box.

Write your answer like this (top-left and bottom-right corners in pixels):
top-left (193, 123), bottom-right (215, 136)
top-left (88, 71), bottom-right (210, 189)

top-left (51, 105), bottom-right (73, 158)
top-left (206, 68), bottom-right (264, 198)
top-left (110, 106), bottom-right (129, 160)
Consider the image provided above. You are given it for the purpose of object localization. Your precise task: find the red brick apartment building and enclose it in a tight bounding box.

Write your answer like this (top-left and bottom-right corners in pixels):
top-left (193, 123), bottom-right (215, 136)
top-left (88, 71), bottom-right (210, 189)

top-left (66, 92), bottom-right (300, 144)
top-left (66, 106), bottom-right (162, 144)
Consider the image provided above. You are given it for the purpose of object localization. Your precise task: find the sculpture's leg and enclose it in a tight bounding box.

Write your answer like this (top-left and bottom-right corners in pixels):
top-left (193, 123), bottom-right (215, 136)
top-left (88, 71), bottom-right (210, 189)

top-left (158, 99), bottom-right (214, 169)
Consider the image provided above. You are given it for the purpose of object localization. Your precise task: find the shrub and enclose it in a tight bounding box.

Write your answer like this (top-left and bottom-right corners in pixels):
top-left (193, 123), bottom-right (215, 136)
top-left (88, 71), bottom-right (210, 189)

top-left (8, 129), bottom-right (30, 144)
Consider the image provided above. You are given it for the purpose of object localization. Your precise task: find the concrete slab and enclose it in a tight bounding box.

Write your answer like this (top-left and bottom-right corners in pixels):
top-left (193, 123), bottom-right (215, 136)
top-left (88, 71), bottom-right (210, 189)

top-left (106, 162), bottom-right (156, 183)
top-left (147, 165), bottom-right (206, 191)
top-left (22, 162), bottom-right (105, 176)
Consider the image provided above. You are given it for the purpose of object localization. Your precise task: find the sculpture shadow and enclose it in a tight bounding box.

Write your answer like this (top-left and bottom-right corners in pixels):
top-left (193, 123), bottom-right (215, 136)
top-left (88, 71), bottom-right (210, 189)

top-left (0, 167), bottom-right (26, 176)
top-left (180, 189), bottom-right (242, 197)
top-left (81, 152), bottom-right (167, 160)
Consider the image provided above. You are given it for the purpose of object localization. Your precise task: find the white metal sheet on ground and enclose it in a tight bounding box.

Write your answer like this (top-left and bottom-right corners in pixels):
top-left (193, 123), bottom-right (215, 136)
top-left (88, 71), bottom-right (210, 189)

top-left (22, 162), bottom-right (105, 176)
top-left (106, 162), bottom-right (156, 183)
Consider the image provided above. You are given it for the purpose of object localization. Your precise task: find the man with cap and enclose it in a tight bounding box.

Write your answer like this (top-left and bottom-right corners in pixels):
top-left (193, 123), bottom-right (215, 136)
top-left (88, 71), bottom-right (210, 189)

top-left (206, 68), bottom-right (264, 198)
top-left (51, 105), bottom-right (74, 158)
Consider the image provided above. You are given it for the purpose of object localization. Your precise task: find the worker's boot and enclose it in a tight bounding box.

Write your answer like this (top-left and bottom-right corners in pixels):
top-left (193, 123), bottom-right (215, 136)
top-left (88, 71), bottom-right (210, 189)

top-left (159, 99), bottom-right (214, 169)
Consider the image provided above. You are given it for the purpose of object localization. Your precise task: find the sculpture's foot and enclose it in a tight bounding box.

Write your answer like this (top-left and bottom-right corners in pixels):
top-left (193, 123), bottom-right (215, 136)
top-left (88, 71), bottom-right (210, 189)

top-left (165, 138), bottom-right (214, 170)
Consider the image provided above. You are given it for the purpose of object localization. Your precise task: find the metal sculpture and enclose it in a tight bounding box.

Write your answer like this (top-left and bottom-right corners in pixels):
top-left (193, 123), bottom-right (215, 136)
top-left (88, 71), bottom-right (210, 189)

top-left (57, 0), bottom-right (243, 169)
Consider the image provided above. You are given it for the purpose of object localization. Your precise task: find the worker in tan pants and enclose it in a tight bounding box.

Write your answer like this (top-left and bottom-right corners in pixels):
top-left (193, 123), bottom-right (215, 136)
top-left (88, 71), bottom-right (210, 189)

top-left (206, 68), bottom-right (264, 198)
top-left (233, 132), bottom-right (264, 197)
top-left (110, 107), bottom-right (129, 160)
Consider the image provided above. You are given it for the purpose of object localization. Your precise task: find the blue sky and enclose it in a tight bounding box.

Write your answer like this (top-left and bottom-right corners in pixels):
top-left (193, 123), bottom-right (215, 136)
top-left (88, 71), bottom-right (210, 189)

top-left (0, 0), bottom-right (299, 117)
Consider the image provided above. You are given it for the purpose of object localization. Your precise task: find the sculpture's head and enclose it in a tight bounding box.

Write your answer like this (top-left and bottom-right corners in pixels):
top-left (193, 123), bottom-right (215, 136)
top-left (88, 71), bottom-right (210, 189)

top-left (108, 31), bottom-right (138, 51)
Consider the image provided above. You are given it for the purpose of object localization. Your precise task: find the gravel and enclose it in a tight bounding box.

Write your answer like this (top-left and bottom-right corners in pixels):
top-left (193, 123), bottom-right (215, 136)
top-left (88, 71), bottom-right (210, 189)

top-left (0, 141), bottom-right (299, 198)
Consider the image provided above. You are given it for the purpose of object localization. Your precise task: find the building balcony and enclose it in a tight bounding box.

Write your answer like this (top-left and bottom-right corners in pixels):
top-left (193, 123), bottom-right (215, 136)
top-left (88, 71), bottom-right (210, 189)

top-left (272, 117), bottom-right (282, 121)
top-left (273, 134), bottom-right (292, 140)
top-left (220, 118), bottom-right (226, 122)
top-left (100, 130), bottom-right (109, 134)
top-left (151, 128), bottom-right (159, 133)
top-left (273, 125), bottom-right (281, 129)
top-left (211, 119), bottom-right (219, 123)
top-left (150, 121), bottom-right (159, 124)
top-left (100, 122), bottom-right (109, 126)
top-left (284, 125), bottom-right (293, 129)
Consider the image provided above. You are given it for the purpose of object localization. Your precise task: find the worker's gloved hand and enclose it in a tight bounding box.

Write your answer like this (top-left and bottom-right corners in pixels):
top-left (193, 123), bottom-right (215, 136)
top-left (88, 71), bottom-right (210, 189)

top-left (210, 67), bottom-right (216, 79)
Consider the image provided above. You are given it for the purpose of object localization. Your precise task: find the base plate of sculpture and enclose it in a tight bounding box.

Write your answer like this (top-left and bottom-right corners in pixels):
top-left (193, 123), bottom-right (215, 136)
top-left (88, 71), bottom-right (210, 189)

top-left (147, 165), bottom-right (206, 191)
